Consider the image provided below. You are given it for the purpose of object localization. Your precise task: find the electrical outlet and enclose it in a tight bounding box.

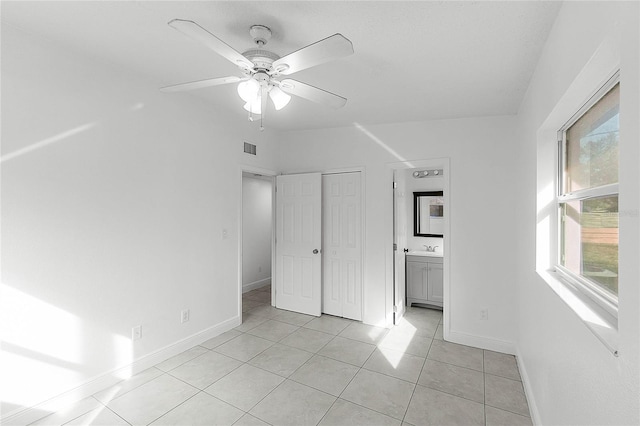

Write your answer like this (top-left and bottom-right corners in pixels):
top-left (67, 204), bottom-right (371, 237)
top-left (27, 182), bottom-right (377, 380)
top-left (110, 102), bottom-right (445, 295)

top-left (132, 325), bottom-right (142, 340)
top-left (480, 308), bottom-right (489, 320)
top-left (181, 309), bottom-right (190, 323)
top-left (222, 229), bottom-right (229, 239)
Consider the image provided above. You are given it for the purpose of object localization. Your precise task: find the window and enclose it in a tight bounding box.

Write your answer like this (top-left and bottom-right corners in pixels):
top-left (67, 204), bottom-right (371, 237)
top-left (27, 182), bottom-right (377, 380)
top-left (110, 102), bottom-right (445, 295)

top-left (557, 75), bottom-right (619, 313)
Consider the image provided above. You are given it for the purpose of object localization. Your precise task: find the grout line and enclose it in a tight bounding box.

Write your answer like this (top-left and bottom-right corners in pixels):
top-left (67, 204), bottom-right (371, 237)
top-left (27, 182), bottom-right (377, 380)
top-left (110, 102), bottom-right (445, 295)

top-left (92, 367), bottom-right (164, 406)
top-left (399, 347), bottom-right (430, 425)
top-left (155, 346), bottom-right (210, 373)
top-left (484, 402), bottom-right (533, 418)
top-left (237, 377), bottom-right (287, 422)
top-left (484, 371), bottom-right (525, 384)
top-left (142, 390), bottom-right (203, 426)
top-left (315, 397), bottom-right (340, 426)
top-left (102, 403), bottom-right (133, 426)
top-left (413, 382), bottom-right (486, 406)
top-left (332, 396), bottom-right (410, 424)
top-left (56, 397), bottom-right (104, 426)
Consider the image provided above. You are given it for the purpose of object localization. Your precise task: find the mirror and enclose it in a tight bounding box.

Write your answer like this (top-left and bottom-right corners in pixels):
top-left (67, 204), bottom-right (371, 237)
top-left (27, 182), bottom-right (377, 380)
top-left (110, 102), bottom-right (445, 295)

top-left (414, 191), bottom-right (444, 237)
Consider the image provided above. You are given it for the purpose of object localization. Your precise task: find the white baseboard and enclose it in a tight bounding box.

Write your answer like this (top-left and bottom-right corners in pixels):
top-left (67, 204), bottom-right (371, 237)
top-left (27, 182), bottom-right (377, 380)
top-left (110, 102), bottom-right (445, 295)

top-left (2, 315), bottom-right (241, 426)
top-left (445, 329), bottom-right (516, 355)
top-left (515, 346), bottom-right (540, 424)
top-left (242, 278), bottom-right (271, 293)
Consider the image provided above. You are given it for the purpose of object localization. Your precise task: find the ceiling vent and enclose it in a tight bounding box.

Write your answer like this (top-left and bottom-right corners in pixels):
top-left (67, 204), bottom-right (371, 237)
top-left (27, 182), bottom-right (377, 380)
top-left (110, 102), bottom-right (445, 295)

top-left (244, 142), bottom-right (257, 155)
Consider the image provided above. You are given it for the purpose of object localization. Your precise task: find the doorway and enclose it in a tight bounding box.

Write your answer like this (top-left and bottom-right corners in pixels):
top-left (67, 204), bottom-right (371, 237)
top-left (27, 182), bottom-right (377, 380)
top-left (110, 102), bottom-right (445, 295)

top-left (240, 169), bottom-right (276, 315)
top-left (390, 158), bottom-right (450, 331)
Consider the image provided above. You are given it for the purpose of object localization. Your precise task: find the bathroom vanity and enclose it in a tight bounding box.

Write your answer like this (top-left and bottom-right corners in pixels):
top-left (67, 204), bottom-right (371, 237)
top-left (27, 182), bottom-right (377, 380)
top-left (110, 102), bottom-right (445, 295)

top-left (406, 251), bottom-right (443, 308)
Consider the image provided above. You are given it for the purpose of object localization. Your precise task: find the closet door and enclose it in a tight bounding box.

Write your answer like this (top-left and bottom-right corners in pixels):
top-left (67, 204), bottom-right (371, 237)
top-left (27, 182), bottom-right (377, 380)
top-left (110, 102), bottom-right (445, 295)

top-left (275, 173), bottom-right (322, 316)
top-left (322, 172), bottom-right (362, 320)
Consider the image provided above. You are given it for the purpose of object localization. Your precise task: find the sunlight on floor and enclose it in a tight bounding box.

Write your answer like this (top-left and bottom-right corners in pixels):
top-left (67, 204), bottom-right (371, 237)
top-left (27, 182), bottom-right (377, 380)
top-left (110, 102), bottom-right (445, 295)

top-left (378, 321), bottom-right (417, 369)
top-left (76, 406), bottom-right (106, 426)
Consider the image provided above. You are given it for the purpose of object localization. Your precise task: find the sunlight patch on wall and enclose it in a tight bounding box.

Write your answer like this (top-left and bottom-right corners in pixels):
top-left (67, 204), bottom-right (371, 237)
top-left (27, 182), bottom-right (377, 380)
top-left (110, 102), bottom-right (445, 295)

top-left (0, 122), bottom-right (97, 163)
top-left (354, 122), bottom-right (410, 164)
top-left (0, 284), bottom-right (83, 409)
top-left (128, 102), bottom-right (145, 112)
top-left (537, 182), bottom-right (555, 214)
top-left (112, 333), bottom-right (133, 380)
top-left (536, 215), bottom-right (551, 271)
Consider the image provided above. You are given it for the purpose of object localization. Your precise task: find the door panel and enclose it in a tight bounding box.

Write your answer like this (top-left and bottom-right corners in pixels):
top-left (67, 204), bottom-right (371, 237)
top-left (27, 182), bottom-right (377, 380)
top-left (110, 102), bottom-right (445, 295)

top-left (407, 262), bottom-right (428, 300)
top-left (427, 263), bottom-right (444, 303)
top-left (322, 173), bottom-right (362, 320)
top-left (276, 173), bottom-right (322, 316)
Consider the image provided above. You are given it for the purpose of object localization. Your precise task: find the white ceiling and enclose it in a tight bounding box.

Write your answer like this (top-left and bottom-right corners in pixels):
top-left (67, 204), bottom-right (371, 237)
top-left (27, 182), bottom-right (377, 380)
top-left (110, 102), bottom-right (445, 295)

top-left (2, 1), bottom-right (561, 131)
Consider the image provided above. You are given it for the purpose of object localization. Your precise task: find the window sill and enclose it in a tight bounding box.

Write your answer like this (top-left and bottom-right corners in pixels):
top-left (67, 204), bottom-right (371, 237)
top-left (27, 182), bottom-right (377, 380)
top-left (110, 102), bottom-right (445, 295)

top-left (537, 269), bottom-right (619, 356)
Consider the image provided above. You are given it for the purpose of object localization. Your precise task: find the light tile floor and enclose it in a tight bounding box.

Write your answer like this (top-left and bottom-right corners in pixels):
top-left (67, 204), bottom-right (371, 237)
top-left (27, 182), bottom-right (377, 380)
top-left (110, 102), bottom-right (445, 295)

top-left (31, 285), bottom-right (532, 425)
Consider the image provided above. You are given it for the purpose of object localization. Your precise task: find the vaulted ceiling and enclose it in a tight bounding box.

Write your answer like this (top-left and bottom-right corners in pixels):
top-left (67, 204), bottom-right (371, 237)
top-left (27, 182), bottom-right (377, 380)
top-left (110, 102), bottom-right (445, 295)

top-left (2, 1), bottom-right (561, 131)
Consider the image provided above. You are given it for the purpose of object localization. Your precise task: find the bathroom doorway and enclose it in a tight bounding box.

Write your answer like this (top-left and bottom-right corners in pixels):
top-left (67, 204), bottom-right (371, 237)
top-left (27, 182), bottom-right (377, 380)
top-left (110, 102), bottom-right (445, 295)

top-left (390, 158), bottom-right (450, 334)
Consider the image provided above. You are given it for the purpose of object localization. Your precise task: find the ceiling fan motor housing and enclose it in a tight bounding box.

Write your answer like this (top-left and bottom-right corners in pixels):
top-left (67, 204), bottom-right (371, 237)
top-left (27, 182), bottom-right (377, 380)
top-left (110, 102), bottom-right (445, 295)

top-left (242, 49), bottom-right (280, 73)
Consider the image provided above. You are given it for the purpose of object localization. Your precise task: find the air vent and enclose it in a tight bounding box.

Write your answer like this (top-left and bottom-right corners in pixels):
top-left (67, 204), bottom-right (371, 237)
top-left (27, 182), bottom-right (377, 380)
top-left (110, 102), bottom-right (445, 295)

top-left (244, 142), bottom-right (257, 155)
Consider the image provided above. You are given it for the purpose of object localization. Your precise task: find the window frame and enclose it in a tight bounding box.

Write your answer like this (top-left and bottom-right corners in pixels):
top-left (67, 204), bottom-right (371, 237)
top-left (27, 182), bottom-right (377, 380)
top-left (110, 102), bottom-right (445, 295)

top-left (555, 71), bottom-right (620, 318)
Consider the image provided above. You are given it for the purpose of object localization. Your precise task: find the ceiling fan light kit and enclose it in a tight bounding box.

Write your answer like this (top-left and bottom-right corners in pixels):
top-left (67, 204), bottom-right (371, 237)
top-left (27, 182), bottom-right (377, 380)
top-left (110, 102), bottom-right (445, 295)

top-left (161, 19), bottom-right (353, 130)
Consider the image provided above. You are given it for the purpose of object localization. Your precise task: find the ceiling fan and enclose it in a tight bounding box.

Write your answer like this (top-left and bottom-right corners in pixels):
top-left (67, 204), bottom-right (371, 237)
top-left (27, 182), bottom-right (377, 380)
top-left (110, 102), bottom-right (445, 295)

top-left (160, 19), bottom-right (354, 130)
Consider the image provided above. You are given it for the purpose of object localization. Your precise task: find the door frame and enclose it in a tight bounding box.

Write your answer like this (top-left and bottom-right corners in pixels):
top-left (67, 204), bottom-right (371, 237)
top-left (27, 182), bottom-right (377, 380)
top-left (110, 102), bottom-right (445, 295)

top-left (280, 166), bottom-right (366, 321)
top-left (386, 158), bottom-right (450, 336)
top-left (238, 165), bottom-right (277, 317)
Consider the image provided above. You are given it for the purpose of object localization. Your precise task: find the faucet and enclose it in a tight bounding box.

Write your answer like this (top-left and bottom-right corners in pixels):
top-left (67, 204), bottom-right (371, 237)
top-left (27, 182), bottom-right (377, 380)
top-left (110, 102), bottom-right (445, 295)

top-left (423, 245), bottom-right (439, 252)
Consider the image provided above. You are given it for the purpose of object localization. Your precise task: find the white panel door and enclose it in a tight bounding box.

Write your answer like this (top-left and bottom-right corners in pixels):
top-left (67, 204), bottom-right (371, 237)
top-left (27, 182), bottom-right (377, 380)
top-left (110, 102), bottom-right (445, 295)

top-left (322, 172), bottom-right (362, 321)
top-left (393, 171), bottom-right (407, 324)
top-left (275, 173), bottom-right (322, 316)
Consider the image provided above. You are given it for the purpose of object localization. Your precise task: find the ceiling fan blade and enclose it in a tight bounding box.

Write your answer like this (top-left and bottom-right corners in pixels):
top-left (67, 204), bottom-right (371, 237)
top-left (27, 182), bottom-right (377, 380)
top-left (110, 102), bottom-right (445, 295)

top-left (278, 79), bottom-right (347, 109)
top-left (272, 34), bottom-right (353, 75)
top-left (160, 76), bottom-right (241, 93)
top-left (168, 19), bottom-right (254, 70)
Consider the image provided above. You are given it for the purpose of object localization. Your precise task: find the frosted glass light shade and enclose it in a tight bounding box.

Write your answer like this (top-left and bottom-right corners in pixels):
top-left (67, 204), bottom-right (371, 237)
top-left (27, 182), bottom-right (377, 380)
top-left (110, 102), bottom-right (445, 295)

top-left (237, 79), bottom-right (260, 103)
top-left (243, 98), bottom-right (261, 115)
top-left (269, 86), bottom-right (291, 110)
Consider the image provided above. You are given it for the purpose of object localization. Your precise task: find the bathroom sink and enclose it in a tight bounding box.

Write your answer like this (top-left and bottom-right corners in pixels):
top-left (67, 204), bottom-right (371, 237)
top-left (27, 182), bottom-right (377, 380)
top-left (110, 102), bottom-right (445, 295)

top-left (408, 250), bottom-right (443, 257)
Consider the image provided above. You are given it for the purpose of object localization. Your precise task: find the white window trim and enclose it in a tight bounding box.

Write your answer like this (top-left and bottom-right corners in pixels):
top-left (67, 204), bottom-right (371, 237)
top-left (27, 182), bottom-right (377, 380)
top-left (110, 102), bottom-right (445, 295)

top-left (541, 269), bottom-right (619, 356)
top-left (554, 72), bottom-right (620, 320)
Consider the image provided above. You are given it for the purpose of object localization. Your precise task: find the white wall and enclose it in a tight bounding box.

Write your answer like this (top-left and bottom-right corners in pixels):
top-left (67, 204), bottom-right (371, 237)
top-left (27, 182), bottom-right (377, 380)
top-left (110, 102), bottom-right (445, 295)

top-left (514, 2), bottom-right (640, 424)
top-left (404, 169), bottom-right (445, 254)
top-left (242, 175), bottom-right (272, 291)
top-left (278, 116), bottom-right (519, 352)
top-left (0, 25), bottom-right (279, 420)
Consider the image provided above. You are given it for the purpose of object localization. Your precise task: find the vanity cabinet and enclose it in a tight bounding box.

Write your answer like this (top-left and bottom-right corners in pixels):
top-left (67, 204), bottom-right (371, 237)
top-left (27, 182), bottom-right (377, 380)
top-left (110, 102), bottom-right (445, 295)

top-left (406, 255), bottom-right (443, 308)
